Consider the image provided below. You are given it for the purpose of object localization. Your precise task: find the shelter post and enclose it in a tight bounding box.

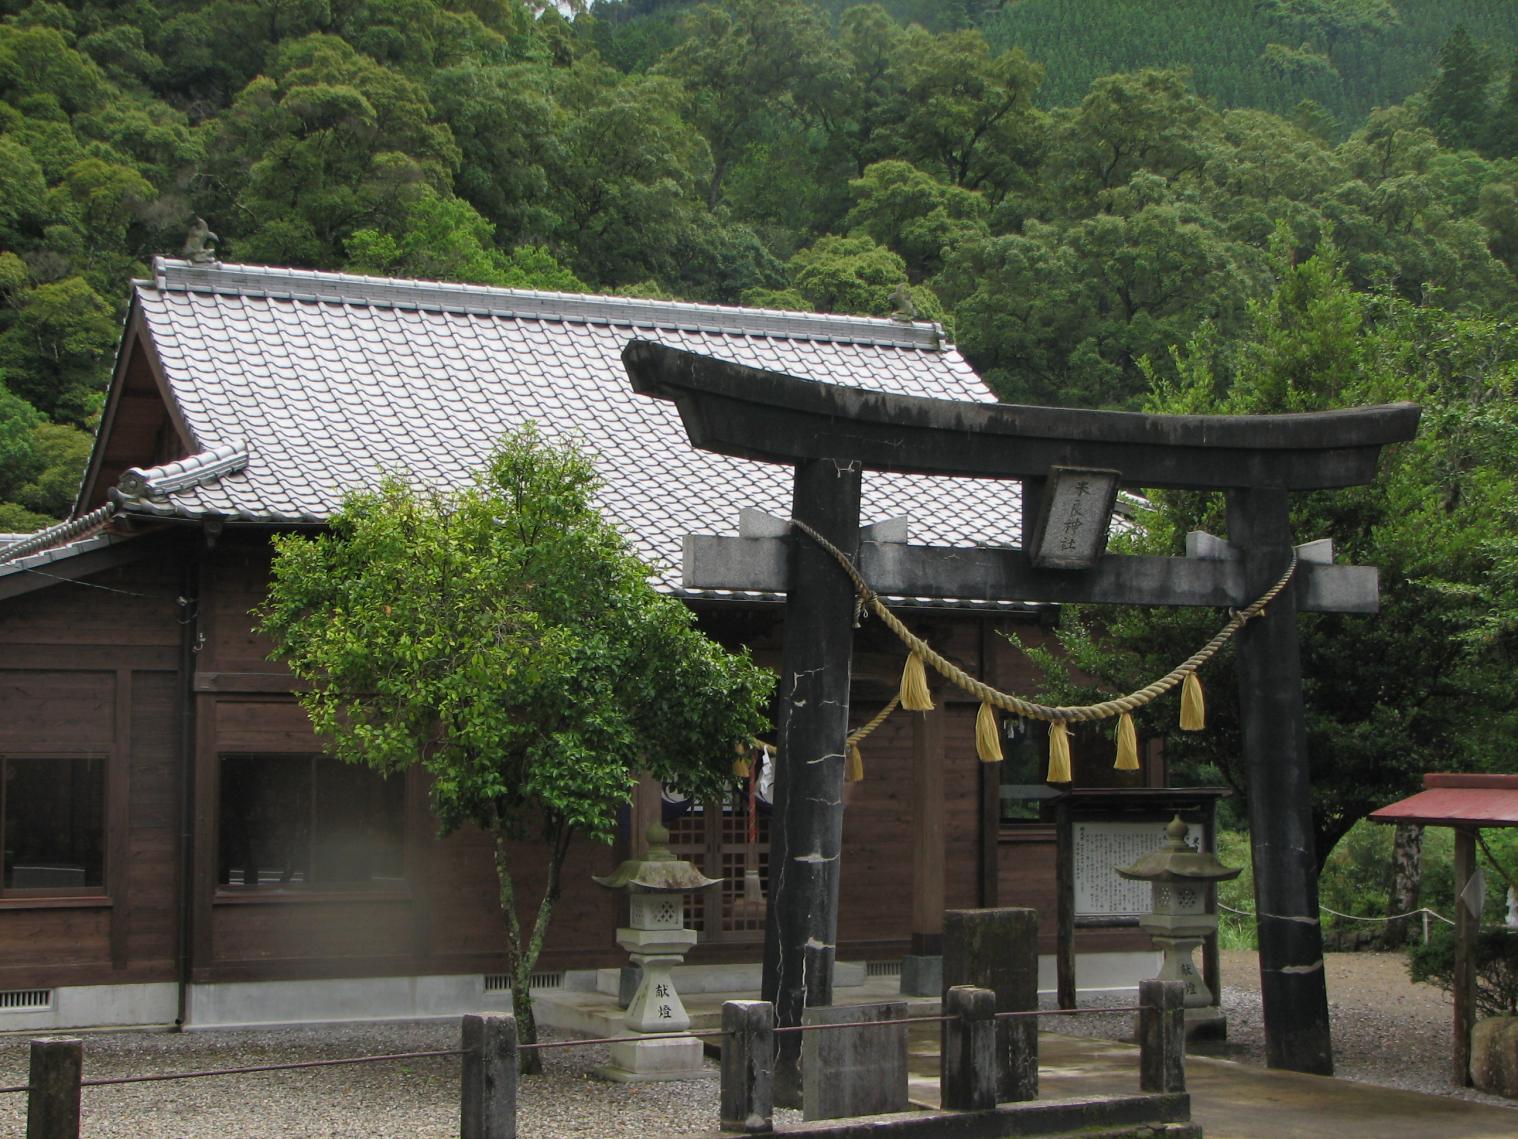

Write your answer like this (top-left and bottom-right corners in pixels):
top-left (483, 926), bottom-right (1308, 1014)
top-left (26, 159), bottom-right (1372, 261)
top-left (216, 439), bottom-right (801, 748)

top-left (1454, 826), bottom-right (1477, 1086)
top-left (905, 703), bottom-right (946, 991)
top-left (761, 457), bottom-right (862, 1104)
top-left (1227, 487), bottom-right (1332, 1075)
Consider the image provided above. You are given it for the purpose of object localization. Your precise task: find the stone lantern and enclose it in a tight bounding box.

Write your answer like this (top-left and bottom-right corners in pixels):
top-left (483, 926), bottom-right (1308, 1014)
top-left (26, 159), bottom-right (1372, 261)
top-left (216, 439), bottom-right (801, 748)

top-left (592, 822), bottom-right (721, 1081)
top-left (1117, 815), bottom-right (1240, 1034)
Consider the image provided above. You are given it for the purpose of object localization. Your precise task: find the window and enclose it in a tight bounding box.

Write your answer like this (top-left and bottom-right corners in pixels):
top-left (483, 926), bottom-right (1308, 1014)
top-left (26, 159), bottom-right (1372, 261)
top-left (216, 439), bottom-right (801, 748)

top-left (998, 719), bottom-right (1059, 823)
top-left (1, 755), bottom-right (106, 895)
top-left (218, 754), bottom-right (406, 889)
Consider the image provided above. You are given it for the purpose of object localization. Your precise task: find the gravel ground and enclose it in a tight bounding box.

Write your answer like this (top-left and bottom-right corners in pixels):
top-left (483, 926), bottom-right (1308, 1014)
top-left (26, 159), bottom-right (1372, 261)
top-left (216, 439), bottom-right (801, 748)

top-left (2, 950), bottom-right (1513, 1136)
top-left (1047, 949), bottom-right (1518, 1112)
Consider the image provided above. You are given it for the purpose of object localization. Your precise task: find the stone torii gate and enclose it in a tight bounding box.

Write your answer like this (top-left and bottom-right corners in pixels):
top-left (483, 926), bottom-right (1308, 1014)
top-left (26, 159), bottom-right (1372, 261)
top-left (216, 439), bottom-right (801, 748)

top-left (623, 339), bottom-right (1420, 1086)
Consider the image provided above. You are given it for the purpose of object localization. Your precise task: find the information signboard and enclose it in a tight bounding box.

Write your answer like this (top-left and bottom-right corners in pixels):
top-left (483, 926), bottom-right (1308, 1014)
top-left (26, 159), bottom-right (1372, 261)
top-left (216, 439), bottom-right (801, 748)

top-left (1073, 819), bottom-right (1202, 918)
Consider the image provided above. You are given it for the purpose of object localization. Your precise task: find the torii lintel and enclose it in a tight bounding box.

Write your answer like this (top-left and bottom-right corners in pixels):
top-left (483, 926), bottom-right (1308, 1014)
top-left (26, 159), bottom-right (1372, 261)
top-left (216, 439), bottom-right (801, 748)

top-left (622, 340), bottom-right (1421, 492)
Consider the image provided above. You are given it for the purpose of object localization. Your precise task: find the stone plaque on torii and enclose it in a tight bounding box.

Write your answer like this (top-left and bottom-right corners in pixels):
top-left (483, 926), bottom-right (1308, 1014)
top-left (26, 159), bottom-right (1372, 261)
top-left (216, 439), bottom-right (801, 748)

top-left (623, 339), bottom-right (1420, 1087)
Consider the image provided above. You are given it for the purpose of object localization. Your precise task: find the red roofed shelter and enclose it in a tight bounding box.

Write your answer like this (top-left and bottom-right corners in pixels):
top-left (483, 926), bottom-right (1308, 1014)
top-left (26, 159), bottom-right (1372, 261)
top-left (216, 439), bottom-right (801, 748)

top-left (1370, 773), bottom-right (1518, 1086)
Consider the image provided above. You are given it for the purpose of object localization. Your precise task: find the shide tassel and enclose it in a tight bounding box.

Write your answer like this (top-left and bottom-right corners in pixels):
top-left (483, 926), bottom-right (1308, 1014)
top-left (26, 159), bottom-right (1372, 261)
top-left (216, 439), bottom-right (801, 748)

top-left (975, 700), bottom-right (1004, 763)
top-left (1180, 671), bottom-right (1206, 731)
top-left (1115, 711), bottom-right (1139, 771)
top-left (1047, 720), bottom-right (1072, 783)
top-left (900, 652), bottom-right (934, 711)
top-left (846, 742), bottom-right (865, 783)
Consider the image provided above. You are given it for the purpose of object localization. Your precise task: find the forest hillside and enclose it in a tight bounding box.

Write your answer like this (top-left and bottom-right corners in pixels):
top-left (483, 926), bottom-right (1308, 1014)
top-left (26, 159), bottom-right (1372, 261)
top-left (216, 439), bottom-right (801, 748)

top-left (4, 0), bottom-right (1518, 854)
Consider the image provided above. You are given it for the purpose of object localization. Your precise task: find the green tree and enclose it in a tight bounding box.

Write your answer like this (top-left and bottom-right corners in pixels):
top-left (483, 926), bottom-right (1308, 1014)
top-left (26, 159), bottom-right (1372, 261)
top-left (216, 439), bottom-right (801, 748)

top-left (1035, 240), bottom-right (1518, 868)
top-left (656, 0), bottom-right (844, 209)
top-left (887, 25), bottom-right (1043, 202)
top-left (200, 33), bottom-right (460, 264)
top-left (1258, 0), bottom-right (1400, 66)
top-left (1484, 49), bottom-right (1518, 157)
top-left (0, 275), bottom-right (119, 423)
top-left (1422, 26), bottom-right (1494, 152)
top-left (1045, 69), bottom-right (1220, 205)
top-left (258, 428), bottom-right (773, 1066)
top-left (844, 159), bottom-right (989, 280)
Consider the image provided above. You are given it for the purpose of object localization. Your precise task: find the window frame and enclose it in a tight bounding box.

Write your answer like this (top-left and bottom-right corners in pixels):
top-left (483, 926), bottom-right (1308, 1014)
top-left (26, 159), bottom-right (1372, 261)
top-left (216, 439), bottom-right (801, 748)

top-left (214, 751), bottom-right (413, 896)
top-left (0, 751), bottom-right (110, 900)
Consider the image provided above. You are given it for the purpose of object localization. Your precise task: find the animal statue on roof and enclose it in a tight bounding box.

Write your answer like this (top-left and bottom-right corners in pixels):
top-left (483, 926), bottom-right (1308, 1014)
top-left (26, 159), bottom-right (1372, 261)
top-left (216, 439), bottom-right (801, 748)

top-left (182, 218), bottom-right (219, 265)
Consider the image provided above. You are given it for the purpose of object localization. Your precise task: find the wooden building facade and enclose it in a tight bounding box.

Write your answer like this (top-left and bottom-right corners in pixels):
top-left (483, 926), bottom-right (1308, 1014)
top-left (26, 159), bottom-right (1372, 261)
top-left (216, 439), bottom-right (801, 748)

top-left (0, 260), bottom-right (1152, 1031)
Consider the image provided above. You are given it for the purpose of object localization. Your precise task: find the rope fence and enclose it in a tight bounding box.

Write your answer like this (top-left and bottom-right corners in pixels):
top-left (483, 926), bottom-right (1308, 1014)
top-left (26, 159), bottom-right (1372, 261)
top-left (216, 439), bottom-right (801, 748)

top-left (1218, 901), bottom-right (1456, 927)
top-left (77, 1048), bottom-right (466, 1089)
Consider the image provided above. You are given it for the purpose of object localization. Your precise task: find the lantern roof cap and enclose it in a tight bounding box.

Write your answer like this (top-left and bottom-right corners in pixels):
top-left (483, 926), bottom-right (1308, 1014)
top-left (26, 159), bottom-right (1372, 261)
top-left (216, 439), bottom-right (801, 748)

top-left (1117, 815), bottom-right (1241, 884)
top-left (593, 823), bottom-right (723, 892)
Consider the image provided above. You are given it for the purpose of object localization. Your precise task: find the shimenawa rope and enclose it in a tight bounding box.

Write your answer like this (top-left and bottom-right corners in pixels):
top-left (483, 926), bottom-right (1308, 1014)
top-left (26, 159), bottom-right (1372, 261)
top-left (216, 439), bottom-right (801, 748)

top-left (789, 517), bottom-right (1298, 778)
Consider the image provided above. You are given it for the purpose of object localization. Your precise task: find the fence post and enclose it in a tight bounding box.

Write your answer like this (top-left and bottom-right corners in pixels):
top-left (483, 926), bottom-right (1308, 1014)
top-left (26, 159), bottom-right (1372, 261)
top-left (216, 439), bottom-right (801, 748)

top-left (1138, 979), bottom-right (1186, 1094)
top-left (941, 985), bottom-right (996, 1111)
top-left (27, 1037), bottom-right (82, 1139)
top-left (720, 1000), bottom-right (774, 1133)
top-left (461, 1014), bottom-right (517, 1139)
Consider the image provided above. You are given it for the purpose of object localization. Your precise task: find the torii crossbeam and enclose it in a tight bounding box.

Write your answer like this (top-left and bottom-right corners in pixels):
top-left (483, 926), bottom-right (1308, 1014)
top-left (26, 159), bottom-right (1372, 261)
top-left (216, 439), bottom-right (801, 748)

top-left (623, 339), bottom-right (1420, 1087)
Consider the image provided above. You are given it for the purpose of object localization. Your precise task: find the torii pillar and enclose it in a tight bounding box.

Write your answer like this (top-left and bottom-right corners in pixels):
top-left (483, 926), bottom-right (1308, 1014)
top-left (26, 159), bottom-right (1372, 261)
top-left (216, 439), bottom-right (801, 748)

top-left (624, 339), bottom-right (1420, 1086)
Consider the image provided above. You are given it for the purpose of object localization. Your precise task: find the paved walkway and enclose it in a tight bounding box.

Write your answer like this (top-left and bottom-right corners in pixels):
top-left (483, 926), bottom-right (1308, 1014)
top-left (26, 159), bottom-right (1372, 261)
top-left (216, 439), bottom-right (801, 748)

top-left (537, 978), bottom-right (1518, 1138)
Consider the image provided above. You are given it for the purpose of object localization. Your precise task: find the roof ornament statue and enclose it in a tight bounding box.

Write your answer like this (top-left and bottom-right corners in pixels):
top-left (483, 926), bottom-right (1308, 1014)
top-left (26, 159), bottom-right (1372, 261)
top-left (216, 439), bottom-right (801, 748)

top-left (889, 282), bottom-right (916, 323)
top-left (182, 218), bottom-right (219, 265)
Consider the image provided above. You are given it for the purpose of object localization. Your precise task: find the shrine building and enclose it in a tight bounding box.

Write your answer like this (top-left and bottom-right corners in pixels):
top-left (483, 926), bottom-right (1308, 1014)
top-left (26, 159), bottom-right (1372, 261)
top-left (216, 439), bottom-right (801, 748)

top-left (0, 258), bottom-right (1166, 1031)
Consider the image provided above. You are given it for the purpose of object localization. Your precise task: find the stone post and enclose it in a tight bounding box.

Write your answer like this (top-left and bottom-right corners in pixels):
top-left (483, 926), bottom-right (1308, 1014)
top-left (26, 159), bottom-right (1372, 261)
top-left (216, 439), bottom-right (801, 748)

top-left (943, 908), bottom-right (1038, 1102)
top-left (1138, 979), bottom-right (1187, 1094)
top-left (941, 985), bottom-right (997, 1111)
top-left (27, 1038), bottom-right (82, 1139)
top-left (720, 1000), bottom-right (774, 1133)
top-left (461, 1014), bottom-right (517, 1139)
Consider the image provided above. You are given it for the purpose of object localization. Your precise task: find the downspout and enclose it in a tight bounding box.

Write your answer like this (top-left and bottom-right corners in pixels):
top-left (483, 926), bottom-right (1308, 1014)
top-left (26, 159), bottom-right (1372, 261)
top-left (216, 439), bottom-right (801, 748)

top-left (174, 535), bottom-right (200, 1029)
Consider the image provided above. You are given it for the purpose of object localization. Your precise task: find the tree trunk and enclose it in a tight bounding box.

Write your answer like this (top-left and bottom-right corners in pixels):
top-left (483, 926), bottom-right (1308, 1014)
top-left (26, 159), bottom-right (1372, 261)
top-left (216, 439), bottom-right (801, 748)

top-left (492, 818), bottom-right (574, 1075)
top-left (1385, 822), bottom-right (1424, 948)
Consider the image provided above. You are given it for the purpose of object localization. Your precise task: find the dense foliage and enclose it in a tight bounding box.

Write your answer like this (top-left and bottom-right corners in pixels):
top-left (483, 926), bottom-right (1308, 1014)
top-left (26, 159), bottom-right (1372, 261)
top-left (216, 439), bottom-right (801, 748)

top-left (1411, 926), bottom-right (1518, 1016)
top-left (1027, 239), bottom-right (1518, 866)
top-left (5, 0), bottom-right (1518, 871)
top-left (3, 1), bottom-right (1518, 530)
top-left (258, 427), bottom-right (773, 1058)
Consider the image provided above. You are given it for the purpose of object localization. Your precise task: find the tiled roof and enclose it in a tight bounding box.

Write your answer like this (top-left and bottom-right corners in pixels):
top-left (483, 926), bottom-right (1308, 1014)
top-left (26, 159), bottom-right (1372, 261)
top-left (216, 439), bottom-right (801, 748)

top-left (0, 529), bottom-right (131, 581)
top-left (125, 259), bottom-right (1022, 592)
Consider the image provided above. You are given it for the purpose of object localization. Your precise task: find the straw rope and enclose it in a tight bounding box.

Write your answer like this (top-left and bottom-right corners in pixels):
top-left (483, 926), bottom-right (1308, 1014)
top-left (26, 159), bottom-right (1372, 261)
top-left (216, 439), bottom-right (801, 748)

top-left (846, 695), bottom-right (900, 748)
top-left (790, 518), bottom-right (1298, 725)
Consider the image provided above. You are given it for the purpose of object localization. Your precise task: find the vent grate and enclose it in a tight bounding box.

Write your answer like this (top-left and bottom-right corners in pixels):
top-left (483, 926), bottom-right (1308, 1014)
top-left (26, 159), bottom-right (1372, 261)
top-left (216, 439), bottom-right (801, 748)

top-left (866, 961), bottom-right (902, 978)
top-left (0, 989), bottom-right (52, 1012)
top-left (484, 972), bottom-right (564, 993)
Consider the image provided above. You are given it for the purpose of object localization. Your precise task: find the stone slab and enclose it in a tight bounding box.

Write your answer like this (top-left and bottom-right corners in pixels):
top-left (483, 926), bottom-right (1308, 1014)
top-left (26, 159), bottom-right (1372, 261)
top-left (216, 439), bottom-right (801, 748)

top-left (900, 955), bottom-right (942, 997)
top-left (802, 1001), bottom-right (909, 1121)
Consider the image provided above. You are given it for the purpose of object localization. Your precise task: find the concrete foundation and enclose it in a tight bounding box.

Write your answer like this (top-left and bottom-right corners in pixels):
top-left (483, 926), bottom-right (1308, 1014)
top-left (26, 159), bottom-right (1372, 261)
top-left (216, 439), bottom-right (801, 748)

top-left (184, 973), bottom-right (513, 1029)
top-left (0, 982), bottom-right (178, 1033)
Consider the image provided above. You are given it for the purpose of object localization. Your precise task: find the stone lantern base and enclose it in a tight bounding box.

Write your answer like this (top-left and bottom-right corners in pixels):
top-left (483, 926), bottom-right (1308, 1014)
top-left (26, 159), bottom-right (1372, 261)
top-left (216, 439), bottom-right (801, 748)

top-left (599, 1035), bottom-right (716, 1083)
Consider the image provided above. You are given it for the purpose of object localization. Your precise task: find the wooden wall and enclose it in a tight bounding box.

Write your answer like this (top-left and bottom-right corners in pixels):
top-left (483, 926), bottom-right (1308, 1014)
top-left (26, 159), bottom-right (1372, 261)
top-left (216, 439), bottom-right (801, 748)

top-left (0, 541), bottom-right (185, 990)
top-left (0, 527), bottom-right (1147, 993)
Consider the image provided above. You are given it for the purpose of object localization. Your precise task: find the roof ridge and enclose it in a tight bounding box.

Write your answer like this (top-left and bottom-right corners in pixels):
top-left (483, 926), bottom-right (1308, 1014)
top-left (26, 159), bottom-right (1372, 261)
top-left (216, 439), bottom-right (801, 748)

top-left (113, 441), bottom-right (250, 502)
top-left (144, 258), bottom-right (949, 352)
